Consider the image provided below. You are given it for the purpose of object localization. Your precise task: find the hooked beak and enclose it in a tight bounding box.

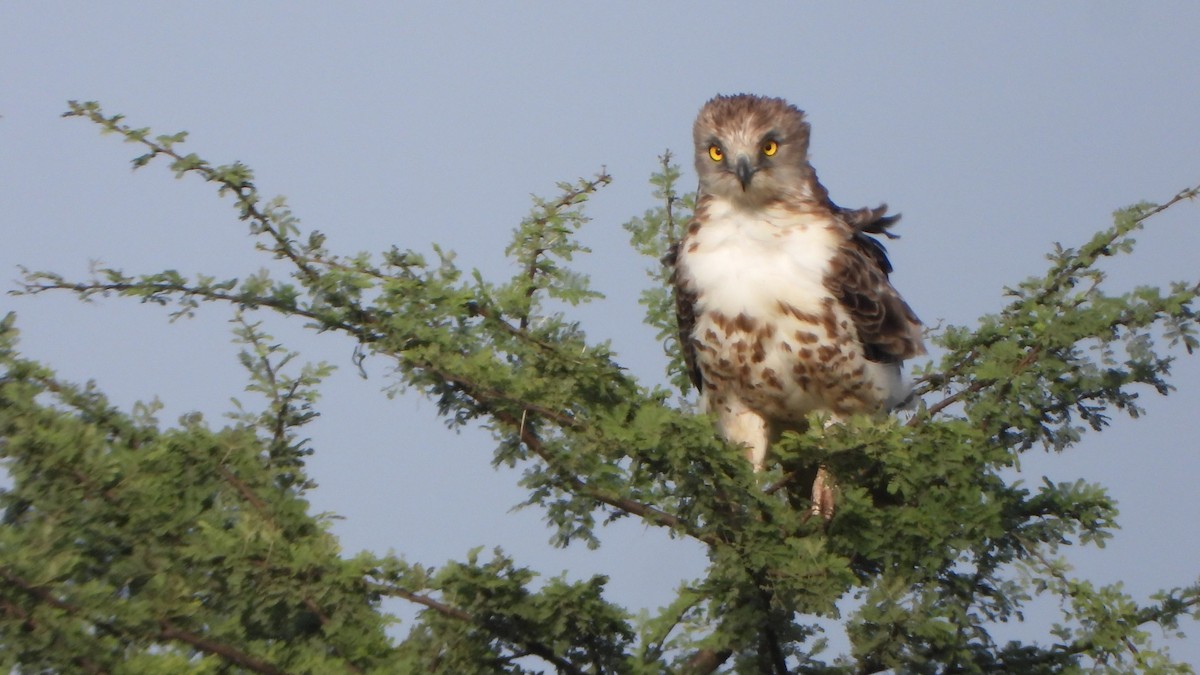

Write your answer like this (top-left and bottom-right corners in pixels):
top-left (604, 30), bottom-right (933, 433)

top-left (735, 156), bottom-right (756, 191)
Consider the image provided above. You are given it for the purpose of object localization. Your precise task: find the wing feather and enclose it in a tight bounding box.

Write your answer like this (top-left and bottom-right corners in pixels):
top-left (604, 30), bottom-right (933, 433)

top-left (826, 210), bottom-right (925, 364)
top-left (666, 241), bottom-right (704, 392)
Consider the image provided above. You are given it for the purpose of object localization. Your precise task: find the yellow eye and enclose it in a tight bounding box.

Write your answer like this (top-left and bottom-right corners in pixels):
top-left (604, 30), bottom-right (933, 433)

top-left (708, 144), bottom-right (723, 162)
top-left (762, 140), bottom-right (779, 156)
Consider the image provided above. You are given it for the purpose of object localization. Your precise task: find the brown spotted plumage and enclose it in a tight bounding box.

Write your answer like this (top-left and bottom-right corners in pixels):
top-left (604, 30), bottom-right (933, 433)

top-left (671, 94), bottom-right (925, 518)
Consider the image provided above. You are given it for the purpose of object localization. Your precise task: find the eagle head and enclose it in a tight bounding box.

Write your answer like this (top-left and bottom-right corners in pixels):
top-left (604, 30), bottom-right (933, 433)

top-left (693, 94), bottom-right (817, 207)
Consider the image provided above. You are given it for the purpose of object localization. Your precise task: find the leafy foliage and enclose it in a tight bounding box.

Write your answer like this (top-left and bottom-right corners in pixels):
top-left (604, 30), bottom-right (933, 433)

top-left (3, 101), bottom-right (1199, 672)
top-left (623, 151), bottom-right (696, 394)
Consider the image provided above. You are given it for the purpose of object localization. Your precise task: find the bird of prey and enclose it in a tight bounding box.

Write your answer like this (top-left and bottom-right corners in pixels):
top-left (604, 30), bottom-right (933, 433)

top-left (671, 94), bottom-right (925, 518)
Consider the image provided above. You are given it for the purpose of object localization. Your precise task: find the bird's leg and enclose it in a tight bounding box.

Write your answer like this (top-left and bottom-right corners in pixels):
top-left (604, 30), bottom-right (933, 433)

top-left (731, 410), bottom-right (769, 471)
top-left (811, 466), bottom-right (836, 521)
top-left (811, 417), bottom-right (841, 520)
top-left (709, 395), bottom-right (770, 471)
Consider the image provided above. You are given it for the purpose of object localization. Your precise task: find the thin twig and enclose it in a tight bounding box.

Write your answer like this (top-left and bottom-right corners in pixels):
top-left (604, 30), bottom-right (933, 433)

top-left (370, 582), bottom-right (587, 675)
top-left (909, 183), bottom-right (1199, 418)
top-left (493, 408), bottom-right (711, 543)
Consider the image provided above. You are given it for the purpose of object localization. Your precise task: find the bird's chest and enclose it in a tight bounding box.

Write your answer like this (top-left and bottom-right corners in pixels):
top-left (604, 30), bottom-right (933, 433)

top-left (680, 209), bottom-right (836, 319)
top-left (679, 210), bottom-right (880, 417)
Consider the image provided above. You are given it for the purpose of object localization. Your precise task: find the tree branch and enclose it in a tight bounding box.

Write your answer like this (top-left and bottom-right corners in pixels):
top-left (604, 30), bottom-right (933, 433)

top-left (492, 408), bottom-right (714, 544)
top-left (0, 565), bottom-right (292, 675)
top-left (681, 648), bottom-right (732, 674)
top-left (909, 182), bottom-right (1199, 413)
top-left (159, 622), bottom-right (292, 675)
top-left (17, 279), bottom-right (379, 342)
top-left (370, 582), bottom-right (587, 675)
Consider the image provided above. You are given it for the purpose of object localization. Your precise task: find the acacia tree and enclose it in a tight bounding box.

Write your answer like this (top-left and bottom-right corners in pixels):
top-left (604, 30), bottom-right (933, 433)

top-left (2, 101), bottom-right (1198, 673)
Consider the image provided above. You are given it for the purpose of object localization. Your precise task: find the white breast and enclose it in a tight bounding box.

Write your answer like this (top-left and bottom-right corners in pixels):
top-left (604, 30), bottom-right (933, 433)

top-left (680, 201), bottom-right (838, 319)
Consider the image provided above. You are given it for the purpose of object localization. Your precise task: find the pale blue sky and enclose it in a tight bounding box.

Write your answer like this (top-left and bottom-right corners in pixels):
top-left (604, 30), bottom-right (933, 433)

top-left (3, 2), bottom-right (1198, 666)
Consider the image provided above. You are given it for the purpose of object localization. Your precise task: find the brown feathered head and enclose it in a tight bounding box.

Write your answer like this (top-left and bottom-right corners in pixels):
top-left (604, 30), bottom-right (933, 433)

top-left (693, 94), bottom-right (818, 206)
